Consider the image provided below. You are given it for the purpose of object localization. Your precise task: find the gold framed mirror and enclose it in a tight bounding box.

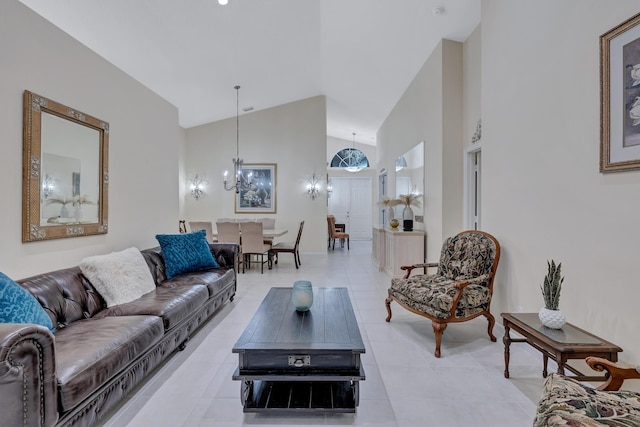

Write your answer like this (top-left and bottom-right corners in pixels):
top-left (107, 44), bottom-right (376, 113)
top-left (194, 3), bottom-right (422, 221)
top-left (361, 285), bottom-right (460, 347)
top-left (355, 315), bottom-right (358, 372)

top-left (22, 90), bottom-right (109, 242)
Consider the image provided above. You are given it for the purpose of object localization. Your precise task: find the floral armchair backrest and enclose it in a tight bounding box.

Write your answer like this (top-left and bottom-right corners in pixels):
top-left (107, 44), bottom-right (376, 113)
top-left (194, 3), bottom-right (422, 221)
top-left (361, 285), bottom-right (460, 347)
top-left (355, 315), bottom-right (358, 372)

top-left (437, 232), bottom-right (497, 281)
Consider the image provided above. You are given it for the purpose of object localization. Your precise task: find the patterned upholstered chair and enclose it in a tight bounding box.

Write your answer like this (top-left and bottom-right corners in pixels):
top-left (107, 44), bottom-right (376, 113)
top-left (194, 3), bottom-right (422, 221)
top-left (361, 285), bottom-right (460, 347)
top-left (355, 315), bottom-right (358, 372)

top-left (534, 357), bottom-right (640, 426)
top-left (385, 230), bottom-right (501, 357)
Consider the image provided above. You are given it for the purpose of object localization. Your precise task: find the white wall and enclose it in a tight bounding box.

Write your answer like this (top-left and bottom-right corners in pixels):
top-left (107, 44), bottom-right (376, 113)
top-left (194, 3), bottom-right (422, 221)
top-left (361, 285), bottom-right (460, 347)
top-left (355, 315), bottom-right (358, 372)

top-left (184, 96), bottom-right (327, 252)
top-left (377, 40), bottom-right (464, 261)
top-left (463, 25), bottom-right (482, 150)
top-left (0, 0), bottom-right (184, 278)
top-left (482, 0), bottom-right (640, 363)
top-left (463, 26), bottom-right (482, 230)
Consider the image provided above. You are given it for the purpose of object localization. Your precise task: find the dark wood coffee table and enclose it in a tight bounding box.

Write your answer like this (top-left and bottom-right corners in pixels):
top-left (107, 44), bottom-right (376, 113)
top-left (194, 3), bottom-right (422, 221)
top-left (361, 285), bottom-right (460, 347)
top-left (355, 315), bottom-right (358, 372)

top-left (501, 312), bottom-right (622, 381)
top-left (232, 287), bottom-right (365, 413)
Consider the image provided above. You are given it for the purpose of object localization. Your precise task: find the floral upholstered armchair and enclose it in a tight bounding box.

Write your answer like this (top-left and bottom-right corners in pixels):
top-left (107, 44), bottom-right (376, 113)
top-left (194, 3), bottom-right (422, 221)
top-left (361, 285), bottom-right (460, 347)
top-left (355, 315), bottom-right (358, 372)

top-left (534, 357), bottom-right (640, 426)
top-left (385, 230), bottom-right (501, 357)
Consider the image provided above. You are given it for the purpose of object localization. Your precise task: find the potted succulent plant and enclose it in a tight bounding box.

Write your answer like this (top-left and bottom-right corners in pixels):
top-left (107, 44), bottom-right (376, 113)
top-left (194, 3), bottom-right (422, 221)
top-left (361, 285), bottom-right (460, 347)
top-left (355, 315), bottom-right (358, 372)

top-left (539, 260), bottom-right (566, 329)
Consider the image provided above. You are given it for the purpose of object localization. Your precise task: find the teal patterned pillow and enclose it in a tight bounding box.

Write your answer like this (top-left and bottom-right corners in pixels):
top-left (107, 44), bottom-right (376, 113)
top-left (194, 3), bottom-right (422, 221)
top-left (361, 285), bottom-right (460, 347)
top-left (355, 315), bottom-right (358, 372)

top-left (156, 230), bottom-right (220, 279)
top-left (0, 272), bottom-right (55, 333)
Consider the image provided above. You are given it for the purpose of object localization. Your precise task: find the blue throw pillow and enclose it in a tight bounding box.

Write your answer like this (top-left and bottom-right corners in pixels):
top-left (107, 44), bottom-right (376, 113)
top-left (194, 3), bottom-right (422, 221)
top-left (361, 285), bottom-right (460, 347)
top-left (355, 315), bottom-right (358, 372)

top-left (0, 272), bottom-right (55, 333)
top-left (155, 230), bottom-right (220, 279)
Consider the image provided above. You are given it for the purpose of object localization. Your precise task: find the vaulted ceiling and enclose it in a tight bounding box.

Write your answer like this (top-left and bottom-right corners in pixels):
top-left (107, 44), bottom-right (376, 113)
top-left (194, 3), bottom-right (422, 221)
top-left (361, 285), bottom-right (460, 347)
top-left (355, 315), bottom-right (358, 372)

top-left (19, 0), bottom-right (480, 145)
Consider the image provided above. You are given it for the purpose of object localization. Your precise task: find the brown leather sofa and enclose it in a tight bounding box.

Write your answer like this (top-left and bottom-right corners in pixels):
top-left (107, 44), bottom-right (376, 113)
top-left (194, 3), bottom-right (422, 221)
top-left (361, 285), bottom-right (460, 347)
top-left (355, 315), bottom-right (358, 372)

top-left (0, 243), bottom-right (238, 427)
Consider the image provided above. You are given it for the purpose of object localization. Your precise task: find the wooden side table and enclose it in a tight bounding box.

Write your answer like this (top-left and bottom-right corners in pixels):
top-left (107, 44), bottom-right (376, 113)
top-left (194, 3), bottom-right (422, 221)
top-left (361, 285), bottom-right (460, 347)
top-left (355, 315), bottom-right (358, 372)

top-left (501, 312), bottom-right (622, 381)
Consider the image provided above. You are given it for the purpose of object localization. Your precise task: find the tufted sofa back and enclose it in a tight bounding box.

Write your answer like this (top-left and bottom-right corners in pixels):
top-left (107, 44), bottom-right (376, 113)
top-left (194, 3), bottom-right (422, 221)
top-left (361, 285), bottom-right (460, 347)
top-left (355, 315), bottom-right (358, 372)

top-left (16, 244), bottom-right (238, 331)
top-left (437, 231), bottom-right (498, 282)
top-left (141, 247), bottom-right (169, 283)
top-left (17, 267), bottom-right (105, 331)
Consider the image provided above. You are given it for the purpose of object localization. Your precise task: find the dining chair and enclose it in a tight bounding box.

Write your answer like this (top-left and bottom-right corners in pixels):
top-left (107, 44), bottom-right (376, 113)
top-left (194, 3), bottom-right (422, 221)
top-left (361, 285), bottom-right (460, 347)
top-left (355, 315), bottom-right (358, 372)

top-left (239, 221), bottom-right (271, 273)
top-left (269, 220), bottom-right (304, 269)
top-left (216, 221), bottom-right (243, 273)
top-left (188, 221), bottom-right (217, 243)
top-left (217, 218), bottom-right (236, 223)
top-left (327, 215), bottom-right (349, 250)
top-left (256, 217), bottom-right (276, 247)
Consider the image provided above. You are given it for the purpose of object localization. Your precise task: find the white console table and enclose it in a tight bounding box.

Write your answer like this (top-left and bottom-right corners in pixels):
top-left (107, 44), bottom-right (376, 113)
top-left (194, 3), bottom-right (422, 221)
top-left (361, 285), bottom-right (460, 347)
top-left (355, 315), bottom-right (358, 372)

top-left (372, 226), bottom-right (425, 278)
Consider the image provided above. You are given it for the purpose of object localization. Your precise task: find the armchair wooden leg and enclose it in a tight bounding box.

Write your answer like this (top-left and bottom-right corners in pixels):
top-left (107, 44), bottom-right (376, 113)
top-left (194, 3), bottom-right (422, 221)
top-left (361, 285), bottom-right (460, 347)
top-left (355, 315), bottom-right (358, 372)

top-left (385, 296), bottom-right (393, 322)
top-left (432, 321), bottom-right (447, 358)
top-left (485, 312), bottom-right (497, 342)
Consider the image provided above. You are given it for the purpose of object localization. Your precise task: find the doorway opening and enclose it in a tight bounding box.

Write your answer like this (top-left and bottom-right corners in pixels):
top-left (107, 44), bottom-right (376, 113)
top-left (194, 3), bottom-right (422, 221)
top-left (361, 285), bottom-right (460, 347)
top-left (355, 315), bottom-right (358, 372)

top-left (328, 177), bottom-right (372, 240)
top-left (466, 148), bottom-right (481, 230)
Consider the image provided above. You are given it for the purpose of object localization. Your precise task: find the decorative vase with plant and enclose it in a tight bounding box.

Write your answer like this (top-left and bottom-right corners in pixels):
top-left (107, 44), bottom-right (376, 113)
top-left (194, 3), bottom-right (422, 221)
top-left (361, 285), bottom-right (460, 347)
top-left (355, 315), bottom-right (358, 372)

top-left (243, 190), bottom-right (262, 207)
top-left (46, 196), bottom-right (73, 218)
top-left (539, 260), bottom-right (566, 329)
top-left (378, 197), bottom-right (402, 228)
top-left (72, 195), bottom-right (94, 222)
top-left (396, 193), bottom-right (422, 232)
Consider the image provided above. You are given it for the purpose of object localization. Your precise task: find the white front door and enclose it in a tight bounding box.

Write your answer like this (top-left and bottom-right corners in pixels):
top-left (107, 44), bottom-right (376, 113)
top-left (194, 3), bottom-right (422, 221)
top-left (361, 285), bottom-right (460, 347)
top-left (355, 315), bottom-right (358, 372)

top-left (328, 177), bottom-right (372, 240)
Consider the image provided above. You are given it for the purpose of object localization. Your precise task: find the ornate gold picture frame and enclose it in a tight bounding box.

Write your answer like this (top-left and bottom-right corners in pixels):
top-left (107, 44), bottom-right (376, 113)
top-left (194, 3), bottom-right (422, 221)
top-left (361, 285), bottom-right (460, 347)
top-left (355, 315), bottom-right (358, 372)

top-left (601, 12), bottom-right (640, 172)
top-left (23, 91), bottom-right (109, 241)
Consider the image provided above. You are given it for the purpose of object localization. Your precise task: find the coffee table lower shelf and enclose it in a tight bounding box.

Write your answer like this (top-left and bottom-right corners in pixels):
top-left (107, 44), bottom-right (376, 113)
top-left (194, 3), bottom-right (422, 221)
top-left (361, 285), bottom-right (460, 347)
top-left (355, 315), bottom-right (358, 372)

top-left (233, 367), bottom-right (364, 414)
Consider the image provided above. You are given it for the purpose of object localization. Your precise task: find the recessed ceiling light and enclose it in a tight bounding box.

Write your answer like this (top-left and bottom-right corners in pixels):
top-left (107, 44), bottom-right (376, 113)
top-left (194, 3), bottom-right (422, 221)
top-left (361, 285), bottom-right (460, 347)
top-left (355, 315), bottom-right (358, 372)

top-left (218, 0), bottom-right (228, 5)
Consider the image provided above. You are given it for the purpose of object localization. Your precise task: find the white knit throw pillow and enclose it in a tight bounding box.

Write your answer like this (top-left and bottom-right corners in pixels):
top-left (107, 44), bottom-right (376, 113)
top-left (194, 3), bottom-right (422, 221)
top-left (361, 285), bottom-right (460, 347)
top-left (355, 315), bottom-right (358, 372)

top-left (80, 247), bottom-right (156, 307)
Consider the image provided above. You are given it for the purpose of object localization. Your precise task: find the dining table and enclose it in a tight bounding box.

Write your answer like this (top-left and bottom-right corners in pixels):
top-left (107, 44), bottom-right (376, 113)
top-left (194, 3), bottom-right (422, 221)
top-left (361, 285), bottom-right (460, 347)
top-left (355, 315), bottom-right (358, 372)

top-left (210, 228), bottom-right (288, 239)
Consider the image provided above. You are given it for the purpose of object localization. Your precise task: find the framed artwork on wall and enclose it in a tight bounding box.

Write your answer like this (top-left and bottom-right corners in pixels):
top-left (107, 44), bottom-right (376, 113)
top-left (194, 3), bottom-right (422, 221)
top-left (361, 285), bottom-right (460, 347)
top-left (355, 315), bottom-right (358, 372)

top-left (234, 163), bottom-right (277, 213)
top-left (601, 12), bottom-right (640, 172)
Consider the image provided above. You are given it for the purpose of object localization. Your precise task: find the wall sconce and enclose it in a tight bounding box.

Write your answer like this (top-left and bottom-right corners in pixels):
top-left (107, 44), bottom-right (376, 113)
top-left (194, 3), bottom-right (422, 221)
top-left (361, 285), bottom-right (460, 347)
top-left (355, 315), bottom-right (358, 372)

top-left (189, 173), bottom-right (207, 200)
top-left (305, 174), bottom-right (321, 200)
top-left (42, 174), bottom-right (55, 199)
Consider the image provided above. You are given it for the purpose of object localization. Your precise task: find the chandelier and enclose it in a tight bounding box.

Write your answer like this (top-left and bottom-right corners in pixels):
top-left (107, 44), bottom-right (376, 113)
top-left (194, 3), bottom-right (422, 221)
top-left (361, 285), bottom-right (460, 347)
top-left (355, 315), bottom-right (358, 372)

top-left (223, 85), bottom-right (253, 193)
top-left (344, 132), bottom-right (364, 173)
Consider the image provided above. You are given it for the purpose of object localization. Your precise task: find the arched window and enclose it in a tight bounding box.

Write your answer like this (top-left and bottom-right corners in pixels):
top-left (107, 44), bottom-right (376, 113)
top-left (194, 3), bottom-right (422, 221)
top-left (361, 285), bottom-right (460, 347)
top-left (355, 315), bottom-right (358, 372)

top-left (330, 148), bottom-right (370, 172)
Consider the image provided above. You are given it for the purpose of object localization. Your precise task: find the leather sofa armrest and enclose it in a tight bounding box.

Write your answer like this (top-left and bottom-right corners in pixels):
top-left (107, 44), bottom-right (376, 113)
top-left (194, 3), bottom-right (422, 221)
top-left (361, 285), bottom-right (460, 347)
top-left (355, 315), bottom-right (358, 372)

top-left (210, 243), bottom-right (240, 272)
top-left (0, 324), bottom-right (58, 427)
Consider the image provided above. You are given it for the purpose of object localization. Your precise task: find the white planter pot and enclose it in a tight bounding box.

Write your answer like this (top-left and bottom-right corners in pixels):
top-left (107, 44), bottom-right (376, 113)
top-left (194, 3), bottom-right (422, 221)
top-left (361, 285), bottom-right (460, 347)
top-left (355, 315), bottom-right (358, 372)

top-left (538, 307), bottom-right (566, 329)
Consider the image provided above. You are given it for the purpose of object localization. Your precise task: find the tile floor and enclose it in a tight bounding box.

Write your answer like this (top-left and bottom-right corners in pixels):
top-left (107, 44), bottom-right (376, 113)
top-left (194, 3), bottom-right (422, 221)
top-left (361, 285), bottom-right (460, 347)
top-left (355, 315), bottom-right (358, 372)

top-left (101, 241), bottom-right (547, 427)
